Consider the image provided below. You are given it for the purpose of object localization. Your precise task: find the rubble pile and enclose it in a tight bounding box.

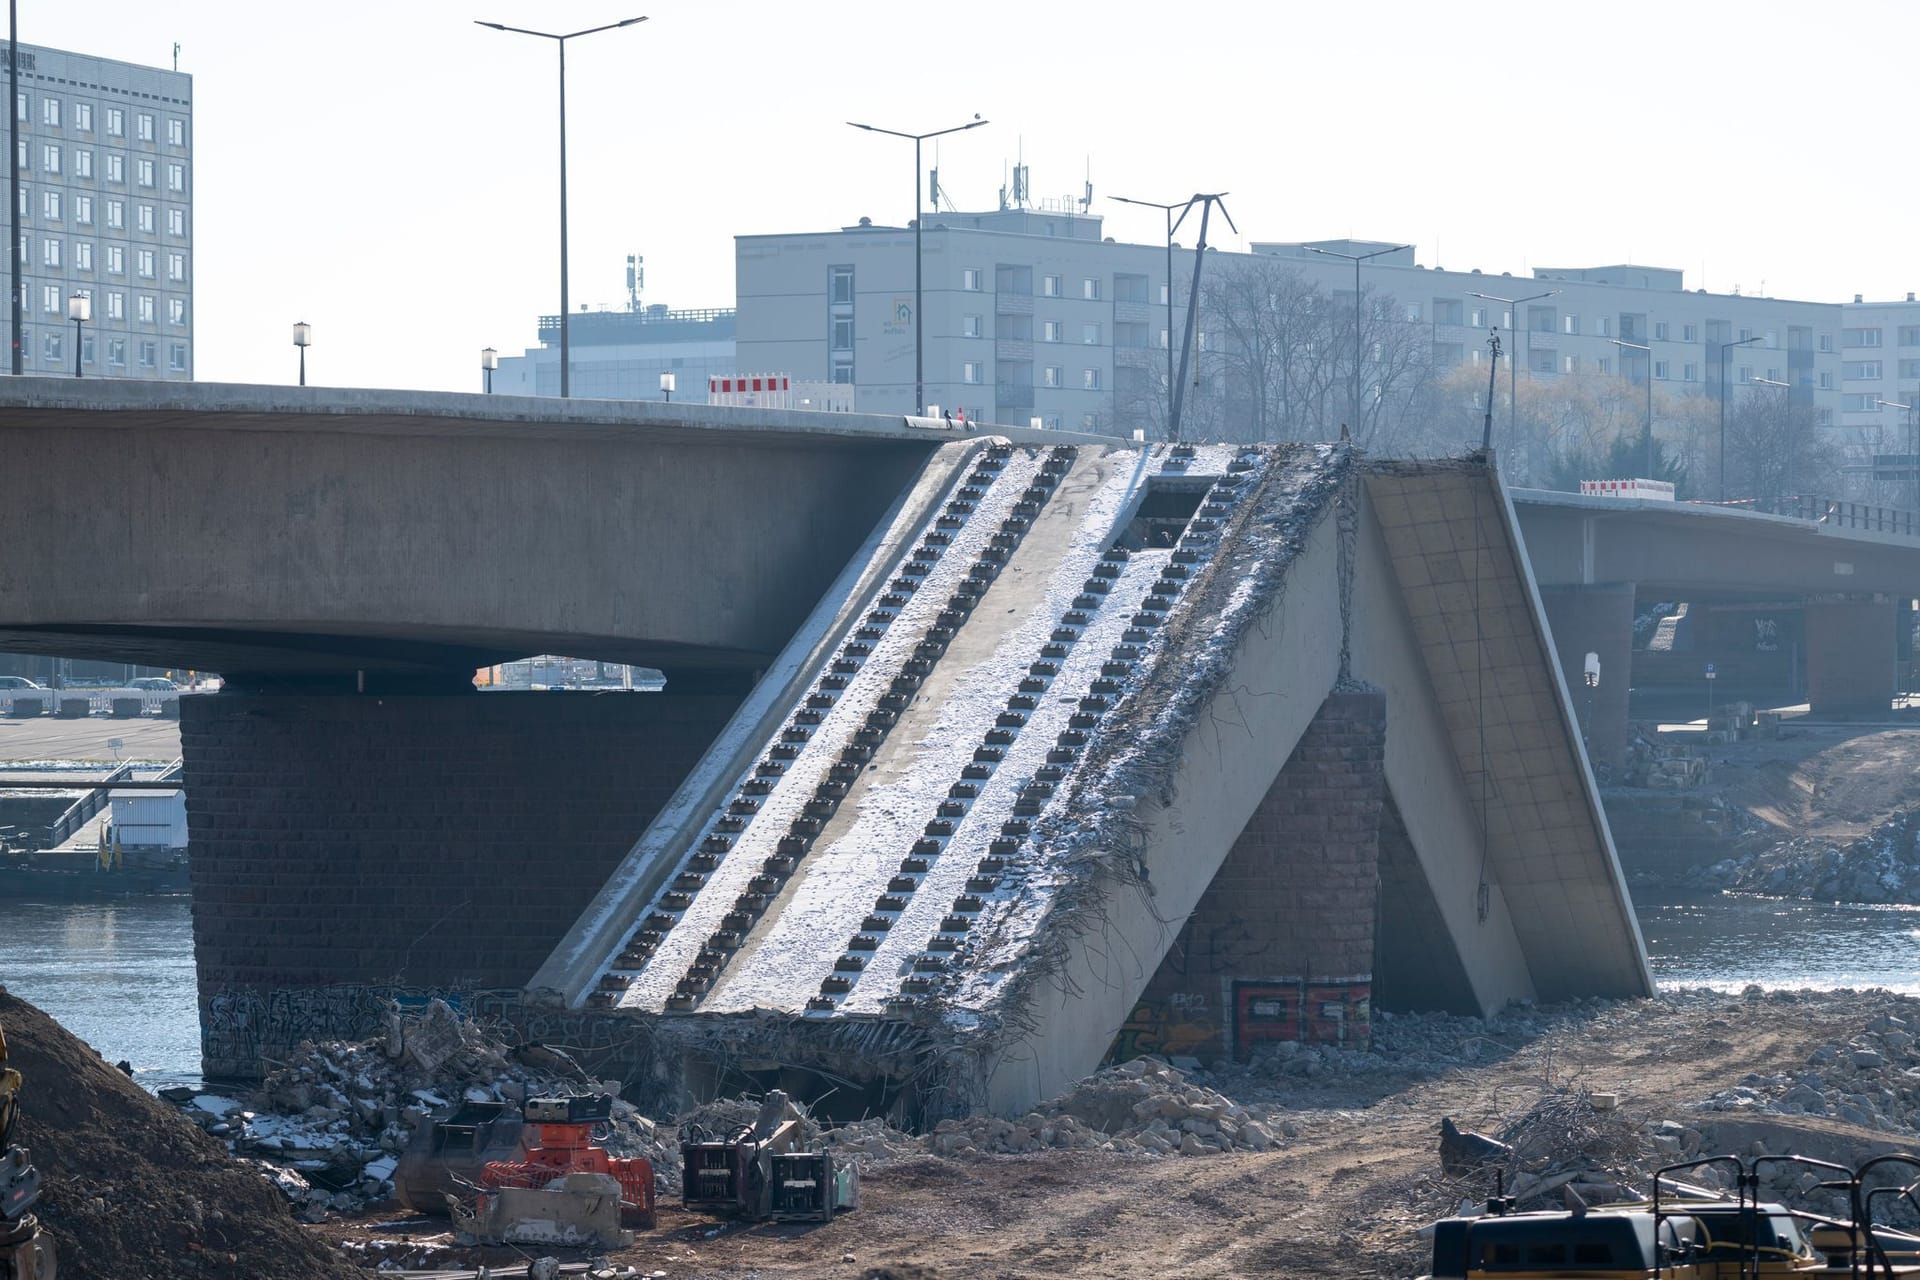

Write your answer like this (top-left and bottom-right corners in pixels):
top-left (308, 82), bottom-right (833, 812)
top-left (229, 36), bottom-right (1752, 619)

top-left (929, 1057), bottom-right (1279, 1157)
top-left (166, 1000), bottom-right (677, 1221)
top-left (1689, 999), bottom-right (1920, 1134)
top-left (1689, 810), bottom-right (1920, 903)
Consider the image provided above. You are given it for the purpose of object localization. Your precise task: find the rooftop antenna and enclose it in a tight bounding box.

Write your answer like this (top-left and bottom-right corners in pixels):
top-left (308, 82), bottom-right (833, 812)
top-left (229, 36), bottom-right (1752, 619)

top-left (172, 42), bottom-right (180, 71)
top-left (1168, 192), bottom-right (1236, 442)
top-left (1079, 158), bottom-right (1093, 213)
top-left (625, 254), bottom-right (643, 313)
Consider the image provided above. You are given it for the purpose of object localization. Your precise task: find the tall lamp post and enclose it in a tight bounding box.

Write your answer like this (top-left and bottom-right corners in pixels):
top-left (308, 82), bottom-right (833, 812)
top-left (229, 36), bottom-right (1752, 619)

top-left (65, 292), bottom-right (88, 378)
top-left (847, 115), bottom-right (988, 416)
top-left (1876, 398), bottom-right (1916, 512)
top-left (477, 15), bottom-right (648, 400)
top-left (1755, 376), bottom-right (1793, 505)
top-left (1469, 288), bottom-right (1558, 456)
top-left (1611, 338), bottom-right (1654, 478)
top-left (1111, 194), bottom-right (1186, 440)
top-left (481, 346), bottom-right (497, 394)
top-left (292, 320), bottom-right (310, 386)
top-left (1717, 334), bottom-right (1763, 500)
top-left (1308, 243), bottom-right (1410, 438)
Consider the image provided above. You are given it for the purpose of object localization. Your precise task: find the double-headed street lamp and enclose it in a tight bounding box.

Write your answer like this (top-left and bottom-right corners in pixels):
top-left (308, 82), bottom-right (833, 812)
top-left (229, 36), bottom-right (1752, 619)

top-left (847, 116), bottom-right (988, 416)
top-left (66, 292), bottom-right (88, 378)
top-left (1717, 335), bottom-right (1763, 500)
top-left (1876, 398), bottom-right (1917, 512)
top-left (1468, 289), bottom-right (1559, 453)
top-left (1308, 243), bottom-right (1410, 439)
top-left (477, 15), bottom-right (648, 400)
top-left (1111, 194), bottom-right (1185, 440)
top-left (1610, 338), bottom-right (1653, 478)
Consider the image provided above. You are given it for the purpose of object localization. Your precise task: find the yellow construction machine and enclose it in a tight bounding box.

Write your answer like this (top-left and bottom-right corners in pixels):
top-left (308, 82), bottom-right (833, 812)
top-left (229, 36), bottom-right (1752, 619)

top-left (0, 1022), bottom-right (54, 1280)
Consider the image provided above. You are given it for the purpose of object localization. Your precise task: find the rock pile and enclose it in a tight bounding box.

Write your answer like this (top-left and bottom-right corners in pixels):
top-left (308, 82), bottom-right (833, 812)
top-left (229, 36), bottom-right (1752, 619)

top-left (165, 1000), bottom-right (677, 1221)
top-left (930, 1057), bottom-right (1278, 1157)
top-left (1689, 810), bottom-right (1920, 903)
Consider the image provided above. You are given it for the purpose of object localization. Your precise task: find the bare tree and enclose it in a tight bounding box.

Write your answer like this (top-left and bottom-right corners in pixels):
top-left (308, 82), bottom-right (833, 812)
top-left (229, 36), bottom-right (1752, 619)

top-left (1723, 387), bottom-right (1839, 509)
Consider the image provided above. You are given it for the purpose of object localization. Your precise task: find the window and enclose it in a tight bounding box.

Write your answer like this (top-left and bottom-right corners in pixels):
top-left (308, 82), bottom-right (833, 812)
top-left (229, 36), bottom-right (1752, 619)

top-left (1158, 328), bottom-right (1169, 349)
top-left (166, 163), bottom-right (183, 193)
top-left (137, 204), bottom-right (154, 233)
top-left (1042, 320), bottom-right (1062, 343)
top-left (1082, 322), bottom-right (1101, 345)
top-left (1901, 327), bottom-right (1920, 347)
top-left (828, 265), bottom-right (853, 304)
top-left (168, 342), bottom-right (186, 371)
top-left (136, 112), bottom-right (154, 142)
top-left (41, 144), bottom-right (59, 174)
top-left (1738, 327), bottom-right (1754, 342)
top-left (1901, 360), bottom-right (1920, 379)
top-left (1083, 367), bottom-right (1101, 390)
top-left (1654, 360), bottom-right (1670, 379)
top-left (1820, 370), bottom-right (1835, 389)
top-left (168, 297), bottom-right (184, 324)
top-left (80, 334), bottom-right (92, 365)
top-left (1563, 314), bottom-right (1579, 335)
top-left (73, 241), bottom-right (91, 271)
top-left (40, 190), bottom-right (58, 220)
top-left (1043, 365), bottom-right (1062, 387)
top-left (1468, 306), bottom-right (1486, 328)
top-left (40, 285), bottom-right (58, 313)
top-left (1159, 283), bottom-right (1169, 305)
top-left (1842, 328), bottom-right (1884, 347)
top-left (136, 158), bottom-right (155, 188)
top-left (1404, 303), bottom-right (1421, 323)
top-left (167, 252), bottom-right (184, 282)
top-left (106, 200), bottom-right (124, 230)
top-left (73, 149), bottom-right (91, 178)
top-left (829, 317), bottom-right (852, 351)
top-left (14, 91), bottom-right (24, 121)
top-left (1082, 413), bottom-right (1098, 430)
top-left (1682, 323), bottom-right (1698, 342)
top-left (105, 106), bottom-right (124, 137)
top-left (41, 238), bottom-right (59, 268)
top-left (74, 102), bottom-right (90, 132)
top-left (106, 245), bottom-right (124, 274)
top-left (1683, 362), bottom-right (1698, 381)
top-left (137, 248), bottom-right (155, 278)
top-left (1597, 357), bottom-right (1612, 375)
top-left (1562, 354), bottom-right (1577, 373)
top-left (107, 337), bottom-right (125, 366)
top-left (166, 208), bottom-right (183, 236)
top-left (1844, 393), bottom-right (1883, 412)
top-left (1845, 361), bottom-right (1883, 379)
top-left (1042, 274), bottom-right (1061, 297)
top-left (166, 118), bottom-right (184, 147)
top-left (105, 154), bottom-right (124, 183)
top-left (961, 361), bottom-right (981, 384)
top-left (1082, 278), bottom-right (1101, 300)
top-left (1596, 316), bottom-right (1610, 337)
top-left (1818, 408), bottom-right (1834, 426)
top-left (961, 313), bottom-right (982, 338)
top-left (41, 332), bottom-right (59, 362)
top-left (961, 267), bottom-right (981, 291)
top-left (1654, 321), bottom-right (1669, 341)
top-left (137, 295), bottom-right (155, 323)
top-left (138, 340), bottom-right (156, 368)
top-left (41, 97), bottom-right (57, 127)
top-left (1819, 333), bottom-right (1834, 352)
top-left (1738, 365), bottom-right (1753, 383)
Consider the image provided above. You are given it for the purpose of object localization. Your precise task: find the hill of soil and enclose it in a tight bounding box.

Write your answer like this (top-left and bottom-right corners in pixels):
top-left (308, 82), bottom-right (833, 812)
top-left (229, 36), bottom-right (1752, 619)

top-left (0, 986), bottom-right (360, 1280)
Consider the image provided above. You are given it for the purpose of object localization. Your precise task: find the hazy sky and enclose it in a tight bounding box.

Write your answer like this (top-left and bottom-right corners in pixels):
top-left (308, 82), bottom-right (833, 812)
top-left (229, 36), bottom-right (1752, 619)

top-left (28, 0), bottom-right (1920, 392)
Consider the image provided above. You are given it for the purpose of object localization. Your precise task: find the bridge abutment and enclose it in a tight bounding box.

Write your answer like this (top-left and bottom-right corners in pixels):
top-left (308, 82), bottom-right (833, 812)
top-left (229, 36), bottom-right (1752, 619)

top-left (1805, 593), bottom-right (1898, 717)
top-left (1537, 582), bottom-right (1635, 773)
top-left (181, 689), bottom-right (740, 1077)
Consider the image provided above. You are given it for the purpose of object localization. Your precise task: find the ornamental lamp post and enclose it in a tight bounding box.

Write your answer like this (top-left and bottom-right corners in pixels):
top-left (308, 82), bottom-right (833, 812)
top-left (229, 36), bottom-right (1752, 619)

top-left (292, 320), bottom-right (311, 386)
top-left (66, 292), bottom-right (89, 378)
top-left (659, 370), bottom-right (675, 402)
top-left (1468, 288), bottom-right (1559, 459)
top-left (481, 346), bottom-right (498, 393)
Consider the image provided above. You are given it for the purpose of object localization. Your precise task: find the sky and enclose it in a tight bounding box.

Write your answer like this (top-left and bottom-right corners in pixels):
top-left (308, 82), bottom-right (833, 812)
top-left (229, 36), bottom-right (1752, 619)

top-left (27, 0), bottom-right (1920, 393)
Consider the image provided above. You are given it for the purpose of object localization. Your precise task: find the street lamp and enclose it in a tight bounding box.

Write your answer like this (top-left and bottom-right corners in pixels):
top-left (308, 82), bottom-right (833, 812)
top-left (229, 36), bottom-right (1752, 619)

top-left (477, 15), bottom-right (648, 400)
top-left (292, 320), bottom-right (310, 386)
top-left (1582, 652), bottom-right (1600, 754)
top-left (1307, 243), bottom-right (1410, 439)
top-left (659, 371), bottom-right (675, 402)
top-left (1611, 338), bottom-right (1653, 479)
top-left (1717, 335), bottom-right (1763, 501)
top-left (1876, 398), bottom-right (1916, 512)
top-left (481, 346), bottom-right (498, 394)
top-left (1469, 288), bottom-right (1559, 455)
top-left (65, 292), bottom-right (88, 378)
top-left (1111, 194), bottom-right (1186, 440)
top-left (847, 115), bottom-right (989, 416)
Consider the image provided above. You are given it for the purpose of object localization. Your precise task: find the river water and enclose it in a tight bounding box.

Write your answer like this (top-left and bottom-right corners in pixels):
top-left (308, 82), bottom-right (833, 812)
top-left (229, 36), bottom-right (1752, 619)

top-left (1, 890), bottom-right (1919, 1088)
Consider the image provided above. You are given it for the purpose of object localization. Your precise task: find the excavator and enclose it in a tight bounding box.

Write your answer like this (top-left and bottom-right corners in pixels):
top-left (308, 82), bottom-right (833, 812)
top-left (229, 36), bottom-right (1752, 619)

top-left (0, 1021), bottom-right (54, 1280)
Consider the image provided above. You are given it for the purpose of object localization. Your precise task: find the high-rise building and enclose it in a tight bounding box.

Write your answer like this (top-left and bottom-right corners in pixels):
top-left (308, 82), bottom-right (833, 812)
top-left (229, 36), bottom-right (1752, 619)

top-left (2, 42), bottom-right (193, 379)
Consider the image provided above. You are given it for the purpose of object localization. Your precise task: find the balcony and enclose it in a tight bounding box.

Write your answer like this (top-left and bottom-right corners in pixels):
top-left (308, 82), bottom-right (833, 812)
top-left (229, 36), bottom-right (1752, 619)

top-left (995, 293), bottom-right (1033, 316)
top-left (996, 338), bottom-right (1034, 363)
top-left (1113, 300), bottom-right (1155, 325)
top-left (996, 383), bottom-right (1036, 410)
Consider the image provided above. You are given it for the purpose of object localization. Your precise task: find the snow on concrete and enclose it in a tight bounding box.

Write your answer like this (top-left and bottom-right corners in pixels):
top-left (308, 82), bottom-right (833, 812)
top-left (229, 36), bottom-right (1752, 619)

top-left (613, 449), bottom-right (1045, 1011)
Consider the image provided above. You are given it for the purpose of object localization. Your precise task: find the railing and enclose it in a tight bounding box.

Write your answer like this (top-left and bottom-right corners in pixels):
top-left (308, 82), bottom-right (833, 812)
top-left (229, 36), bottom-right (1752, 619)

top-left (46, 760), bottom-right (134, 846)
top-left (1780, 494), bottom-right (1920, 537)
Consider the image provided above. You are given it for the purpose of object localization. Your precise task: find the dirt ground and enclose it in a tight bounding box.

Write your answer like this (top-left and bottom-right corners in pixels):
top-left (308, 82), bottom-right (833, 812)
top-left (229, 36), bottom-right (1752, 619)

top-left (1666, 718), bottom-right (1920, 845)
top-left (302, 991), bottom-right (1909, 1280)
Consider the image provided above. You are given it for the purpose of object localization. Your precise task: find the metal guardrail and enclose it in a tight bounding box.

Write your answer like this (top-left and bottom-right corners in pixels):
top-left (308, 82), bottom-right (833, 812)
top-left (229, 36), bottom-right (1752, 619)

top-left (0, 687), bottom-right (182, 717)
top-left (1779, 494), bottom-right (1920, 536)
top-left (45, 760), bottom-right (134, 845)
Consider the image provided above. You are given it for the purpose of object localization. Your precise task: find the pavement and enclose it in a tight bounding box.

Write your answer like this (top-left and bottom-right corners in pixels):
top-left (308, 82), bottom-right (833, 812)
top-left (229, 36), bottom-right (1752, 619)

top-left (0, 713), bottom-right (182, 763)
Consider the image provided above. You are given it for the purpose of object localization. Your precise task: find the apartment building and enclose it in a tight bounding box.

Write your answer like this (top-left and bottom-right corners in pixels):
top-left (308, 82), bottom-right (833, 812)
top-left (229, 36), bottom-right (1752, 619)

top-left (490, 305), bottom-right (735, 401)
top-left (4, 42), bottom-right (193, 379)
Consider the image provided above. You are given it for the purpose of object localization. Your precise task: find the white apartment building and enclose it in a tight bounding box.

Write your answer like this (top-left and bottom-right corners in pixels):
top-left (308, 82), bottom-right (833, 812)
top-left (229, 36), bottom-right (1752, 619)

top-left (1834, 293), bottom-right (1920, 459)
top-left (3, 42), bottom-right (193, 379)
top-left (491, 305), bottom-right (735, 402)
top-left (735, 212), bottom-right (1844, 439)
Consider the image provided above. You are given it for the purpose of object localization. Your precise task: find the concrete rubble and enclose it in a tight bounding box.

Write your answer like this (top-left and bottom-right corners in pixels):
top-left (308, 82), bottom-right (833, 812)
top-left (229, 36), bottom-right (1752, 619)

top-left (1689, 808), bottom-right (1920, 903)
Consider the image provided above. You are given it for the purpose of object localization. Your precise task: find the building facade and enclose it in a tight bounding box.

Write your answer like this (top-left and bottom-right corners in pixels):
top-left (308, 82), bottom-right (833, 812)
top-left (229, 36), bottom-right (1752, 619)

top-left (735, 212), bottom-right (1848, 444)
top-left (4, 42), bottom-right (193, 379)
top-left (1834, 293), bottom-right (1920, 462)
top-left (491, 305), bottom-right (736, 402)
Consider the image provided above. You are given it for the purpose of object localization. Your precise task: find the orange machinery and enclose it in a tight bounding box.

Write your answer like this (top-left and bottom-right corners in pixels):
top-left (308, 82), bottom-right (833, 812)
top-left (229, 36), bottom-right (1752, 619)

top-left (479, 1095), bottom-right (655, 1229)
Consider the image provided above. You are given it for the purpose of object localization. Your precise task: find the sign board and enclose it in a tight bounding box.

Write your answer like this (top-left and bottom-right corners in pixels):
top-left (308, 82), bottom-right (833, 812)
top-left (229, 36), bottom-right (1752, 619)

top-left (1705, 662), bottom-right (1717, 680)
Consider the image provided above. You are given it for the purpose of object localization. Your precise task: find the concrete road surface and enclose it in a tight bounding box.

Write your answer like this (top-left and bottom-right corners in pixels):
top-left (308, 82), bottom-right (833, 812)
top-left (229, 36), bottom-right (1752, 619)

top-left (0, 714), bottom-right (182, 763)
